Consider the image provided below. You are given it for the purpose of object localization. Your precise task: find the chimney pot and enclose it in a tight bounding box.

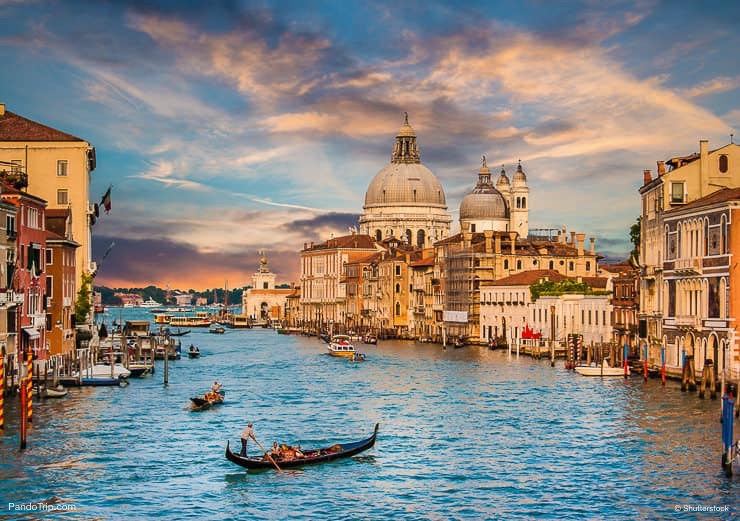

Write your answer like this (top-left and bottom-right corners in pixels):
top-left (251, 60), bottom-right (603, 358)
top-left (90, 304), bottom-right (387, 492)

top-left (0, 103), bottom-right (5, 116)
top-left (656, 161), bottom-right (665, 176)
top-left (643, 169), bottom-right (652, 185)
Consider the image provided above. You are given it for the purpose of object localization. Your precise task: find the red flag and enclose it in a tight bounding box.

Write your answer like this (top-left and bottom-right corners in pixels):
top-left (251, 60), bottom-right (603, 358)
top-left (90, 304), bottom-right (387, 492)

top-left (101, 186), bottom-right (112, 214)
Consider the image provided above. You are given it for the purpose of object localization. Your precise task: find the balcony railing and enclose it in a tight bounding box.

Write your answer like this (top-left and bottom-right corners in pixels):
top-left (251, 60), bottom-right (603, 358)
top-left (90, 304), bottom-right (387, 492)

top-left (0, 291), bottom-right (23, 304)
top-left (675, 315), bottom-right (701, 328)
top-left (674, 258), bottom-right (702, 275)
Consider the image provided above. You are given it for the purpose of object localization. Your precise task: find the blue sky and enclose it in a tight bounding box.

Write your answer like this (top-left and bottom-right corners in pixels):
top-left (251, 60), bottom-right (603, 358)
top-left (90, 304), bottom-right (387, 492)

top-left (1, 0), bottom-right (738, 290)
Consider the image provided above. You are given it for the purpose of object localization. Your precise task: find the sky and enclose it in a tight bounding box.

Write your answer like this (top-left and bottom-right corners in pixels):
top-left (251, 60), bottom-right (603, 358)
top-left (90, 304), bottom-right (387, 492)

top-left (1, 0), bottom-right (738, 291)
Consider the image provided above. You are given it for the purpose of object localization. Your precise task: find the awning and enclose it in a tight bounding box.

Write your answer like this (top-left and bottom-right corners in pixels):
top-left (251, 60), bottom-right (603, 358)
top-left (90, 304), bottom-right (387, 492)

top-left (22, 327), bottom-right (40, 340)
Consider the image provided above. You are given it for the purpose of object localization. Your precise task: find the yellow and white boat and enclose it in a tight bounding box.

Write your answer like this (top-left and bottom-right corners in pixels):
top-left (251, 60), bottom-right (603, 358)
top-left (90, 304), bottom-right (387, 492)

top-left (327, 335), bottom-right (356, 357)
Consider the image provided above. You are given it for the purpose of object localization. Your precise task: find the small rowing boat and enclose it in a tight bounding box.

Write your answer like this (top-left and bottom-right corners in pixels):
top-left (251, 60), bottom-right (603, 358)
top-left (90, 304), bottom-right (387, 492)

top-left (190, 391), bottom-right (224, 411)
top-left (225, 423), bottom-right (379, 470)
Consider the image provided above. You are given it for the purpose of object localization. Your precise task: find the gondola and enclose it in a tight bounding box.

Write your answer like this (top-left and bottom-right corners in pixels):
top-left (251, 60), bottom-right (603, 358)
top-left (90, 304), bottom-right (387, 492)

top-left (190, 392), bottom-right (224, 411)
top-left (225, 423), bottom-right (379, 470)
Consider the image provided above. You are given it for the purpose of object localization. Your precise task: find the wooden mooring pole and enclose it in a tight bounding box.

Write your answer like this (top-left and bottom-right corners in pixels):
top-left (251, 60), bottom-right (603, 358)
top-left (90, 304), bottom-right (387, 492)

top-left (26, 348), bottom-right (32, 423)
top-left (0, 352), bottom-right (4, 430)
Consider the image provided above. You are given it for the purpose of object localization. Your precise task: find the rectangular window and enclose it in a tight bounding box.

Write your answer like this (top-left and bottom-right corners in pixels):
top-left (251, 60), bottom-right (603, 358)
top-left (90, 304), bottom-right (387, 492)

top-left (57, 189), bottom-right (69, 205)
top-left (57, 160), bottom-right (68, 177)
top-left (670, 182), bottom-right (685, 204)
top-left (46, 248), bottom-right (53, 265)
top-left (46, 275), bottom-right (53, 298)
top-left (6, 214), bottom-right (15, 236)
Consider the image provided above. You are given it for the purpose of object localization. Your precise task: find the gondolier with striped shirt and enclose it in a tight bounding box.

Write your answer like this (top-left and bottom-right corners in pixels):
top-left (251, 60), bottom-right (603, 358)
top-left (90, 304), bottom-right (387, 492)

top-left (240, 422), bottom-right (255, 457)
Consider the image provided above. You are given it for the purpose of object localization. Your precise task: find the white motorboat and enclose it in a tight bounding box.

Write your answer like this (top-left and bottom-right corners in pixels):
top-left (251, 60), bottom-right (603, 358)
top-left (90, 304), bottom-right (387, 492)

top-left (575, 359), bottom-right (629, 377)
top-left (327, 335), bottom-right (356, 357)
top-left (140, 298), bottom-right (162, 308)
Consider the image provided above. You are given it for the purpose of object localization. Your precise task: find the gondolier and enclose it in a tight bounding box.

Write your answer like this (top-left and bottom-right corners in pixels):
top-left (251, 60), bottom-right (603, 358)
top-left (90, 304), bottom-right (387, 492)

top-left (240, 422), bottom-right (255, 456)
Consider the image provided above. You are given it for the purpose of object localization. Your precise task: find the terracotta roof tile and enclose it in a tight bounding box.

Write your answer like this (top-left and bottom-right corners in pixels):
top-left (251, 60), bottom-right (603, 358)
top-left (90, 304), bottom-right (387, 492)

top-left (0, 110), bottom-right (84, 142)
top-left (484, 269), bottom-right (568, 287)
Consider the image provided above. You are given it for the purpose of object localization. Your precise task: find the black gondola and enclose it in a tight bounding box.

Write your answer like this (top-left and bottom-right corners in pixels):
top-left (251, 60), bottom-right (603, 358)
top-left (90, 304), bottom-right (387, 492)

top-left (225, 423), bottom-right (379, 470)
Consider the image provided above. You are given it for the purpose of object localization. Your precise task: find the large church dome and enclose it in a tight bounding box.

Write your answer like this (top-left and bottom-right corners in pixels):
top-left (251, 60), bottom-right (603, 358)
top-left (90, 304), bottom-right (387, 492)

top-left (363, 114), bottom-right (446, 208)
top-left (359, 113), bottom-right (451, 247)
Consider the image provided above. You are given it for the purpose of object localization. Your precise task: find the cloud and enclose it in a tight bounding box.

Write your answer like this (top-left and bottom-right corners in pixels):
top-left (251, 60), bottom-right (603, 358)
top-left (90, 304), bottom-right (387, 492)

top-left (131, 160), bottom-right (209, 190)
top-left (283, 212), bottom-right (361, 239)
top-left (682, 76), bottom-right (740, 98)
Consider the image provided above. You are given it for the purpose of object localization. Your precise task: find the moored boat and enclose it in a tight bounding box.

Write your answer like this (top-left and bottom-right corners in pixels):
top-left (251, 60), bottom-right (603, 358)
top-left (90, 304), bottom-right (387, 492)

top-left (575, 359), bottom-right (629, 377)
top-left (209, 324), bottom-right (226, 334)
top-left (327, 335), bottom-right (356, 357)
top-left (225, 423), bottom-right (379, 470)
top-left (37, 385), bottom-right (68, 398)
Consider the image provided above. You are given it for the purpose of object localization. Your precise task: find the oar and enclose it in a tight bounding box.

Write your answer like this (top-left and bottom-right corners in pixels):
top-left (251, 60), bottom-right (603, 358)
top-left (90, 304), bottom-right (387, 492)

top-left (253, 437), bottom-right (283, 473)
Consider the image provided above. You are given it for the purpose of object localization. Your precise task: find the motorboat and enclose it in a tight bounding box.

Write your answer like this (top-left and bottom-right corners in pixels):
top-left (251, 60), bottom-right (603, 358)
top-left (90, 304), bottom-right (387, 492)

top-left (37, 385), bottom-right (68, 398)
top-left (140, 298), bottom-right (162, 308)
top-left (575, 359), bottom-right (629, 377)
top-left (188, 345), bottom-right (201, 358)
top-left (209, 324), bottom-right (226, 334)
top-left (74, 364), bottom-right (131, 379)
top-left (327, 335), bottom-right (356, 357)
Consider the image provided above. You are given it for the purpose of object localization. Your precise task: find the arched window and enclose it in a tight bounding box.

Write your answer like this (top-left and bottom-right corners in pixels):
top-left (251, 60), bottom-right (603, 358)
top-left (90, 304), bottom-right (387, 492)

top-left (719, 154), bottom-right (728, 173)
top-left (516, 197), bottom-right (521, 209)
top-left (704, 219), bottom-right (709, 256)
top-left (395, 302), bottom-right (401, 316)
top-left (504, 259), bottom-right (509, 269)
top-left (375, 230), bottom-right (382, 241)
top-left (549, 260), bottom-right (554, 269)
top-left (586, 261), bottom-right (591, 272)
top-left (569, 261), bottom-right (574, 271)
top-left (417, 229), bottom-right (425, 247)
top-left (383, 190), bottom-right (386, 203)
top-left (677, 223), bottom-right (682, 258)
top-left (405, 229), bottom-right (412, 244)
top-left (516, 260), bottom-right (522, 269)
top-left (721, 215), bottom-right (728, 254)
top-left (395, 283), bottom-right (400, 294)
top-left (521, 197), bottom-right (526, 209)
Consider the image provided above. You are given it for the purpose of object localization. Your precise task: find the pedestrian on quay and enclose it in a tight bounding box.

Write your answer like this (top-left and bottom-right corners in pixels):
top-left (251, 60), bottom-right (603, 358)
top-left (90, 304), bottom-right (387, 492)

top-left (240, 422), bottom-right (255, 457)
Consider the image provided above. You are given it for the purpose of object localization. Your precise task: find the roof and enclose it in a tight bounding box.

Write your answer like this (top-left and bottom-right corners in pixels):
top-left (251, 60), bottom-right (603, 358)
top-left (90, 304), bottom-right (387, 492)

top-left (0, 181), bottom-right (47, 205)
top-left (484, 269), bottom-right (568, 287)
top-left (0, 109), bottom-right (84, 142)
top-left (409, 256), bottom-right (435, 267)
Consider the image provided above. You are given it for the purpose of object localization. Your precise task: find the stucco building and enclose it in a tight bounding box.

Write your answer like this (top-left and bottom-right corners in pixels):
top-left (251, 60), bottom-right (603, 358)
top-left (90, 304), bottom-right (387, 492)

top-left (243, 255), bottom-right (292, 323)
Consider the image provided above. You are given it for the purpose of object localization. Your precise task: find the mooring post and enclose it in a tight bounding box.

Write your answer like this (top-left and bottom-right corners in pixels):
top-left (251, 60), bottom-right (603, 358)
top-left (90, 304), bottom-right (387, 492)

top-left (681, 353), bottom-right (688, 392)
top-left (661, 345), bottom-right (666, 386)
top-left (687, 355), bottom-right (697, 392)
top-left (624, 343), bottom-right (629, 379)
top-left (0, 352), bottom-right (4, 430)
top-left (643, 343), bottom-right (648, 381)
top-left (708, 360), bottom-right (717, 400)
top-left (721, 384), bottom-right (735, 477)
top-left (26, 348), bottom-right (32, 423)
top-left (163, 346), bottom-right (169, 386)
top-left (699, 360), bottom-right (711, 399)
top-left (20, 374), bottom-right (27, 450)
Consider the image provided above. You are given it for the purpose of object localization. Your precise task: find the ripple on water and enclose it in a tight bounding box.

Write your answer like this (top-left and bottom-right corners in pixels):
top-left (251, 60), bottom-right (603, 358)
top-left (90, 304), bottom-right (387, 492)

top-left (1, 323), bottom-right (737, 519)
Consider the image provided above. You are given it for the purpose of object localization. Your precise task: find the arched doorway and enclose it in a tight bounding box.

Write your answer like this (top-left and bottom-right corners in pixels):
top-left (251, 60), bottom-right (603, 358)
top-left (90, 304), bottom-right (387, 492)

top-left (260, 302), bottom-right (269, 320)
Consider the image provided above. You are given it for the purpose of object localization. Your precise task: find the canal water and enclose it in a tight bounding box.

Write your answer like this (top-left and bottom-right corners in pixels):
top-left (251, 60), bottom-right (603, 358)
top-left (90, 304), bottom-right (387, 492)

top-left (1, 311), bottom-right (738, 520)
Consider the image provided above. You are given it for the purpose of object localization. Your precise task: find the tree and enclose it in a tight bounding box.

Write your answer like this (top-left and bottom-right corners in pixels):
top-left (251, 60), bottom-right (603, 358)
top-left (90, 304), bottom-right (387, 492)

top-left (630, 217), bottom-right (641, 264)
top-left (75, 271), bottom-right (94, 324)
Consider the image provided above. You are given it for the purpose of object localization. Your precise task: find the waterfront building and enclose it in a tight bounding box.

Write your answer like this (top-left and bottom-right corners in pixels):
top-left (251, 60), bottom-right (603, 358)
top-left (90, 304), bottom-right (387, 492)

top-left (300, 233), bottom-right (377, 332)
top-left (374, 240), bottom-right (418, 338)
top-left (242, 254), bottom-right (291, 323)
top-left (436, 226), bottom-right (600, 344)
top-left (480, 270), bottom-right (567, 344)
top-left (115, 293), bottom-right (142, 307)
top-left (343, 252), bottom-right (379, 334)
top-left (638, 139), bottom-right (740, 368)
top-left (0, 103), bottom-right (97, 304)
top-left (409, 252), bottom-right (437, 340)
top-left (284, 284), bottom-right (301, 327)
top-left (359, 114), bottom-right (451, 247)
top-left (600, 262), bottom-right (640, 351)
top-left (172, 292), bottom-right (193, 306)
top-left (0, 181), bottom-right (48, 360)
top-left (659, 187), bottom-right (740, 382)
top-left (0, 194), bottom-right (20, 379)
top-left (45, 208), bottom-right (79, 355)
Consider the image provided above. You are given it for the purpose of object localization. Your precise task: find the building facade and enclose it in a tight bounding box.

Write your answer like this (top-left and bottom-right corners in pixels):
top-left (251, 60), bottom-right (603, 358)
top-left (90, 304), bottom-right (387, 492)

top-left (0, 103), bottom-right (97, 302)
top-left (242, 255), bottom-right (292, 323)
top-left (45, 208), bottom-right (79, 356)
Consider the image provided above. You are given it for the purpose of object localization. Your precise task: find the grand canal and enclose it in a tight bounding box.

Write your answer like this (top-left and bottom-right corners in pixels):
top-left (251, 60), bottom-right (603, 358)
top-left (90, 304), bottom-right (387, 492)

top-left (1, 312), bottom-right (737, 520)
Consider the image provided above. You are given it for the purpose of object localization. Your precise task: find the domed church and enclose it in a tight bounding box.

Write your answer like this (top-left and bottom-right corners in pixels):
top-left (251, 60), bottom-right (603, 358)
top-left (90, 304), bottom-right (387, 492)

top-left (359, 113), bottom-right (452, 247)
top-left (459, 157), bottom-right (529, 238)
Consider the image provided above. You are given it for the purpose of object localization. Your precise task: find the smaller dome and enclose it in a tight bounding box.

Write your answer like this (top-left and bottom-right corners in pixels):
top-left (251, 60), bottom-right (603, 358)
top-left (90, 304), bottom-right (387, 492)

top-left (513, 160), bottom-right (527, 186)
top-left (496, 166), bottom-right (510, 189)
top-left (459, 159), bottom-right (509, 220)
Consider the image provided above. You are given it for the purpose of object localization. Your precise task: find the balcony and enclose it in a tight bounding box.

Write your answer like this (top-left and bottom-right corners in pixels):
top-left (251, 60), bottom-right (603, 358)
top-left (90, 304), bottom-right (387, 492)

top-left (0, 291), bottom-right (23, 305)
top-left (414, 305), bottom-right (425, 314)
top-left (674, 258), bottom-right (702, 275)
top-left (675, 315), bottom-right (700, 328)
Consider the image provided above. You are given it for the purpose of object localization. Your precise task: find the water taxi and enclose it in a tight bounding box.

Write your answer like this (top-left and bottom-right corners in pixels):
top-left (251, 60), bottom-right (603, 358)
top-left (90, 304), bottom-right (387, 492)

top-left (154, 314), bottom-right (172, 325)
top-left (575, 359), bottom-right (629, 377)
top-left (230, 315), bottom-right (252, 328)
top-left (327, 335), bottom-right (356, 357)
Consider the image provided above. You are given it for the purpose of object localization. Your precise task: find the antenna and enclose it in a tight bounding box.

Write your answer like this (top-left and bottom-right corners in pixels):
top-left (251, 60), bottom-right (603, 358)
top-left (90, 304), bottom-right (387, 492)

top-left (731, 133), bottom-right (734, 144)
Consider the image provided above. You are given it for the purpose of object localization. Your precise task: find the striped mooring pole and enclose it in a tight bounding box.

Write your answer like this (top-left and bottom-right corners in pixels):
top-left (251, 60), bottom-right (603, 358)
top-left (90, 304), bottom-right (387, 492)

top-left (26, 347), bottom-right (32, 423)
top-left (721, 386), bottom-right (735, 477)
top-left (0, 354), bottom-right (4, 429)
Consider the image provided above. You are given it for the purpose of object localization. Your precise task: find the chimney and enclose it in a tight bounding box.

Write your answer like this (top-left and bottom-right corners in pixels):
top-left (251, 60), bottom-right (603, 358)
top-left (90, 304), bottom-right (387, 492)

top-left (509, 232), bottom-right (517, 254)
top-left (0, 103), bottom-right (4, 116)
top-left (589, 237), bottom-right (595, 254)
top-left (570, 231), bottom-right (575, 246)
top-left (576, 233), bottom-right (585, 256)
top-left (700, 139), bottom-right (709, 193)
top-left (656, 161), bottom-right (665, 176)
top-left (643, 169), bottom-right (652, 185)
top-left (304, 242), bottom-right (307, 250)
